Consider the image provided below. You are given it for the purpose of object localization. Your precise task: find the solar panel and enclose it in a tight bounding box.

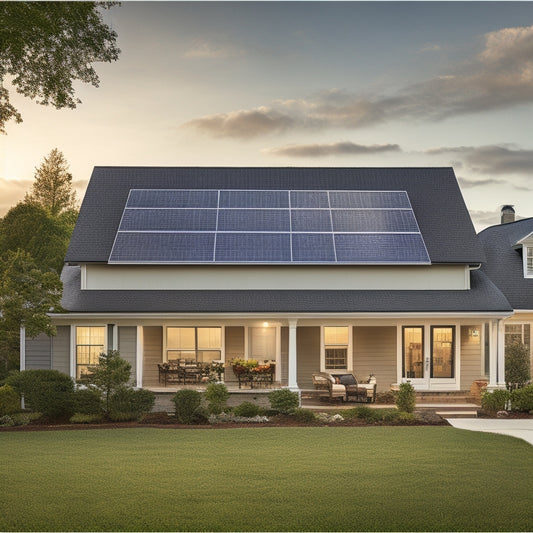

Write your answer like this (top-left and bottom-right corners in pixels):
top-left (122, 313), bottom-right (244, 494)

top-left (120, 209), bottom-right (217, 232)
top-left (290, 191), bottom-right (329, 208)
top-left (334, 234), bottom-right (429, 263)
top-left (329, 191), bottom-right (410, 209)
top-left (292, 233), bottom-right (335, 262)
top-left (127, 189), bottom-right (218, 208)
top-left (219, 190), bottom-right (289, 208)
top-left (291, 210), bottom-right (332, 232)
top-left (109, 189), bottom-right (430, 264)
top-left (218, 209), bottom-right (290, 232)
top-left (109, 232), bottom-right (215, 263)
top-left (331, 209), bottom-right (418, 233)
top-left (215, 233), bottom-right (291, 262)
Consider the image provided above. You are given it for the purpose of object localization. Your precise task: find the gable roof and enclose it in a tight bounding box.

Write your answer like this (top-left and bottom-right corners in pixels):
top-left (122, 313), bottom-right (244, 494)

top-left (478, 217), bottom-right (533, 310)
top-left (65, 167), bottom-right (485, 265)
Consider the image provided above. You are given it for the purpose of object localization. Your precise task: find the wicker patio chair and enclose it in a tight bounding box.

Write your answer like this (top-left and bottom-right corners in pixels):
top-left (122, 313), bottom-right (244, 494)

top-left (312, 372), bottom-right (346, 402)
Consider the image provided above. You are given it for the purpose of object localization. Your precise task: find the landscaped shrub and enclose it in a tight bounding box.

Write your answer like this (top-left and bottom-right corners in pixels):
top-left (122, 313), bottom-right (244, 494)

top-left (0, 412), bottom-right (41, 427)
top-left (343, 406), bottom-right (401, 423)
top-left (69, 413), bottom-right (104, 424)
top-left (268, 388), bottom-right (299, 414)
top-left (6, 370), bottom-right (74, 420)
top-left (505, 342), bottom-right (531, 391)
top-left (375, 390), bottom-right (397, 404)
top-left (396, 382), bottom-right (416, 413)
top-left (510, 384), bottom-right (533, 412)
top-left (481, 389), bottom-right (510, 412)
top-left (81, 350), bottom-right (132, 415)
top-left (397, 412), bottom-right (417, 423)
top-left (72, 386), bottom-right (104, 415)
top-left (172, 389), bottom-right (203, 424)
top-left (291, 407), bottom-right (316, 423)
top-left (0, 384), bottom-right (20, 415)
top-left (344, 405), bottom-right (382, 422)
top-left (108, 386), bottom-right (155, 419)
top-left (233, 401), bottom-right (262, 418)
top-left (204, 383), bottom-right (230, 414)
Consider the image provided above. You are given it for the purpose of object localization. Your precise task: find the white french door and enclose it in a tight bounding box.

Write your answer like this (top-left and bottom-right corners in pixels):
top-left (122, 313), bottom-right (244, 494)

top-left (402, 325), bottom-right (457, 390)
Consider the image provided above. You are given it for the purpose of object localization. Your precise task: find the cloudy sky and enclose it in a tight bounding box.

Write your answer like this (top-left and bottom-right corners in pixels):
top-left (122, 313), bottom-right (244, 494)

top-left (2, 1), bottom-right (533, 230)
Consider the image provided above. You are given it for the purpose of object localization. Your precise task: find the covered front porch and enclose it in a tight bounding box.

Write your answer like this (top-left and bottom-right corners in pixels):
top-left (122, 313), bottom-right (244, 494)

top-left (131, 315), bottom-right (507, 394)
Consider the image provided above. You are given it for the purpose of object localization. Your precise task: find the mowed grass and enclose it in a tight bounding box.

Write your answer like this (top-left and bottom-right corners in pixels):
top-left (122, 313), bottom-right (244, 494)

top-left (1, 427), bottom-right (532, 531)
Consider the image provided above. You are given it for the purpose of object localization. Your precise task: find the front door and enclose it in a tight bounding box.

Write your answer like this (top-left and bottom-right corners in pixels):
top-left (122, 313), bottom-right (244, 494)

top-left (402, 325), bottom-right (456, 390)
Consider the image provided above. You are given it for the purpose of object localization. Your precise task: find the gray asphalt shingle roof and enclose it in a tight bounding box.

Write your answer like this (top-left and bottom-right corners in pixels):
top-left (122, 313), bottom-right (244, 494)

top-left (60, 266), bottom-right (511, 314)
top-left (478, 218), bottom-right (533, 310)
top-left (65, 167), bottom-right (486, 264)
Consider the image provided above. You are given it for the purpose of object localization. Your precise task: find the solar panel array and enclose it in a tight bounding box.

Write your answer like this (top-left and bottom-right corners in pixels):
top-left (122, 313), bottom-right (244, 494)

top-left (108, 189), bottom-right (430, 264)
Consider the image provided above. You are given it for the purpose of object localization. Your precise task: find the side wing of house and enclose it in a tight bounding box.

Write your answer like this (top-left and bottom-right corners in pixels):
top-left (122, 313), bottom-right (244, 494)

top-left (479, 215), bottom-right (533, 375)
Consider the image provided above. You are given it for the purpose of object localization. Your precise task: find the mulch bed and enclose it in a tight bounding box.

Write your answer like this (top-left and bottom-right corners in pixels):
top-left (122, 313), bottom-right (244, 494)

top-left (0, 410), bottom-right (450, 431)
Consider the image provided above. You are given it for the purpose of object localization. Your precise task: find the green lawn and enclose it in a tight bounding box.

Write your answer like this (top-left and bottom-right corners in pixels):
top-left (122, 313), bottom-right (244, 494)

top-left (1, 426), bottom-right (532, 531)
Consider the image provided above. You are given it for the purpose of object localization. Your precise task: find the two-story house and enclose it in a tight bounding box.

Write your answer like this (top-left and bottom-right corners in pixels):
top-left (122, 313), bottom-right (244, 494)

top-left (21, 167), bottom-right (513, 395)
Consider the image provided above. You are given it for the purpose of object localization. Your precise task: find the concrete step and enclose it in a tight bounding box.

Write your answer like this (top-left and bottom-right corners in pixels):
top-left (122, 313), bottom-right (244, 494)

top-left (415, 394), bottom-right (476, 404)
top-left (436, 410), bottom-right (478, 418)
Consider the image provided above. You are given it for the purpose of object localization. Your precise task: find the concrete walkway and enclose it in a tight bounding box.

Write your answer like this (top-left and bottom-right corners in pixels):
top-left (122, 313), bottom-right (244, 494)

top-left (447, 418), bottom-right (533, 445)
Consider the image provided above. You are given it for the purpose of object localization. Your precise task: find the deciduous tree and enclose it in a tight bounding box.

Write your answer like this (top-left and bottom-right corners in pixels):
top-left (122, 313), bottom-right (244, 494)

top-left (0, 250), bottom-right (63, 378)
top-left (0, 2), bottom-right (120, 133)
top-left (0, 201), bottom-right (76, 273)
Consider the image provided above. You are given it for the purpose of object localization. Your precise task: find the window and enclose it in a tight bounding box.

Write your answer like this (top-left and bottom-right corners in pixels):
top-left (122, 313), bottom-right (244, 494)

top-left (431, 326), bottom-right (454, 378)
top-left (167, 327), bottom-right (221, 363)
top-left (527, 247), bottom-right (533, 277)
top-left (505, 324), bottom-right (530, 349)
top-left (403, 327), bottom-right (424, 378)
top-left (76, 326), bottom-right (105, 379)
top-left (324, 326), bottom-right (349, 369)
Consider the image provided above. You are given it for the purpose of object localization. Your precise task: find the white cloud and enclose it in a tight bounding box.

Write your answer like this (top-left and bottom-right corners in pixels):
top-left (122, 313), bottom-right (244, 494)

top-left (182, 39), bottom-right (242, 59)
top-left (266, 141), bottom-right (401, 158)
top-left (428, 145), bottom-right (533, 176)
top-left (184, 24), bottom-right (533, 138)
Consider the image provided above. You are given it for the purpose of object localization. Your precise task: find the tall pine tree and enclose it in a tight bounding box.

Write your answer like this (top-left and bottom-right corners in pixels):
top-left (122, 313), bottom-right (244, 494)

top-left (26, 148), bottom-right (78, 216)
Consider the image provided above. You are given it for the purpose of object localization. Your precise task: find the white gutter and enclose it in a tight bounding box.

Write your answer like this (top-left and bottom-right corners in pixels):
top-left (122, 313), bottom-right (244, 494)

top-left (49, 311), bottom-right (514, 320)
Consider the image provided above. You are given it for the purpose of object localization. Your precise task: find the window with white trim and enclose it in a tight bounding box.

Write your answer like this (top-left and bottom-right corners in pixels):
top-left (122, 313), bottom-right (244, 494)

top-left (505, 324), bottom-right (530, 350)
top-left (76, 326), bottom-right (105, 379)
top-left (324, 326), bottom-right (349, 369)
top-left (167, 327), bottom-right (221, 363)
top-left (526, 247), bottom-right (533, 277)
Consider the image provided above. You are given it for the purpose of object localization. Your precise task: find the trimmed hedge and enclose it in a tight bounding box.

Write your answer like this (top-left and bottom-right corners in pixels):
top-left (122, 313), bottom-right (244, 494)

top-left (6, 370), bottom-right (74, 420)
top-left (0, 384), bottom-right (21, 416)
top-left (510, 384), bottom-right (533, 412)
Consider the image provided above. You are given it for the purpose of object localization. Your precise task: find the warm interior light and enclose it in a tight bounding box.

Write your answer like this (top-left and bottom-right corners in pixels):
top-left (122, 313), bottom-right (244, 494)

top-left (262, 322), bottom-right (269, 327)
top-left (469, 327), bottom-right (480, 338)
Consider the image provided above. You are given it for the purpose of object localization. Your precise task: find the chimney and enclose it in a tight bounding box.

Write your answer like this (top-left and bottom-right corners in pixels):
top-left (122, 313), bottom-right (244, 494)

top-left (501, 205), bottom-right (515, 224)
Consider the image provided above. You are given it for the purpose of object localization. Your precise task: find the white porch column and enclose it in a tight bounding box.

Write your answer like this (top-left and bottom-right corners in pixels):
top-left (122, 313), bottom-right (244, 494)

top-left (487, 320), bottom-right (498, 390)
top-left (288, 319), bottom-right (298, 390)
top-left (19, 326), bottom-right (26, 370)
top-left (136, 326), bottom-right (143, 388)
top-left (112, 324), bottom-right (119, 351)
top-left (497, 319), bottom-right (506, 388)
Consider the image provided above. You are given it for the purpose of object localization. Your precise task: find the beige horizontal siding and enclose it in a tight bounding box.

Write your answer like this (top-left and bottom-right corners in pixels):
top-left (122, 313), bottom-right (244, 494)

top-left (297, 327), bottom-right (320, 389)
top-left (460, 325), bottom-right (484, 390)
top-left (142, 326), bottom-right (162, 386)
top-left (52, 326), bottom-right (71, 375)
top-left (353, 326), bottom-right (396, 392)
top-left (119, 326), bottom-right (137, 385)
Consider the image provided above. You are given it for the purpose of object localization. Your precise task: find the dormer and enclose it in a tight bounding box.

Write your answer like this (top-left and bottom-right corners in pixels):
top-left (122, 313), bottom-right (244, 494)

top-left (514, 231), bottom-right (533, 278)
